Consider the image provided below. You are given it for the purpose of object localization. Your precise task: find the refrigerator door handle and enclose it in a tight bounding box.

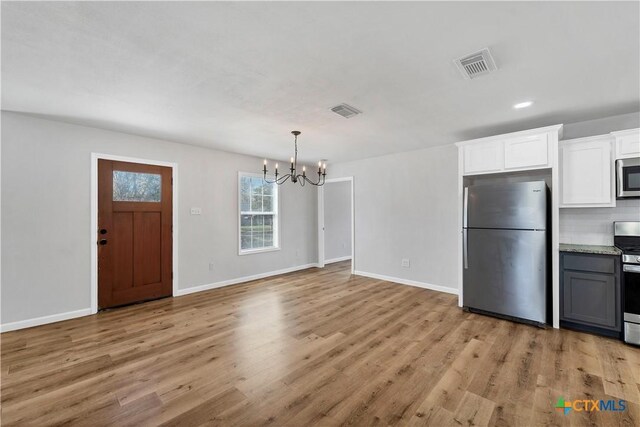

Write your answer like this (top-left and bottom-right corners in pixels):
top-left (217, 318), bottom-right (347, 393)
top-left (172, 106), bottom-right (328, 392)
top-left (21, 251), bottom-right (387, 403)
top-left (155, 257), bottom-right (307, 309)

top-left (463, 187), bottom-right (469, 228)
top-left (463, 187), bottom-right (469, 269)
top-left (463, 229), bottom-right (468, 269)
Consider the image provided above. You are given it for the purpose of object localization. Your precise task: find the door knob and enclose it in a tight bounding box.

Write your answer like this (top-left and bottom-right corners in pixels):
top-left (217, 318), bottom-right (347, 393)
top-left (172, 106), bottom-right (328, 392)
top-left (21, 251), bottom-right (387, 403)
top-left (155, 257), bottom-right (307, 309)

top-left (99, 239), bottom-right (108, 245)
top-left (100, 229), bottom-right (107, 235)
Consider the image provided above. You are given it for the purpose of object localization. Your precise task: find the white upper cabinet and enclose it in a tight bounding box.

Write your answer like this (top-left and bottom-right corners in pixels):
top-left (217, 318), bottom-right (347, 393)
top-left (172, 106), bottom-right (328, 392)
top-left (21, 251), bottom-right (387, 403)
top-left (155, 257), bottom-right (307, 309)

top-left (612, 128), bottom-right (640, 159)
top-left (504, 133), bottom-right (549, 170)
top-left (559, 135), bottom-right (614, 208)
top-left (457, 125), bottom-right (560, 176)
top-left (462, 140), bottom-right (504, 174)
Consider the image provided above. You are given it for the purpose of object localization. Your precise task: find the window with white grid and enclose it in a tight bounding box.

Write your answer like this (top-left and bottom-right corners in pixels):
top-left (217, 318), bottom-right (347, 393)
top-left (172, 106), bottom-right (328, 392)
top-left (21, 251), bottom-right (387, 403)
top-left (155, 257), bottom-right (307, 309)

top-left (239, 173), bottom-right (279, 254)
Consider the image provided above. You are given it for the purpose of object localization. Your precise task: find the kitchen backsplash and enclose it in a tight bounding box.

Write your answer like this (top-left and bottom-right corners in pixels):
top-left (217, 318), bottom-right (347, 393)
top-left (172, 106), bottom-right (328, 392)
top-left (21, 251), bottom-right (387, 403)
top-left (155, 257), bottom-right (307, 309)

top-left (559, 199), bottom-right (640, 245)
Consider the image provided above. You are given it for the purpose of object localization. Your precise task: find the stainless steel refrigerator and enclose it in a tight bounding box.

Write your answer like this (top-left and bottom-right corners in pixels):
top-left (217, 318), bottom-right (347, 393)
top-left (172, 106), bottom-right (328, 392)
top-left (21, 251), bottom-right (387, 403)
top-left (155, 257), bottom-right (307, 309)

top-left (463, 181), bottom-right (549, 325)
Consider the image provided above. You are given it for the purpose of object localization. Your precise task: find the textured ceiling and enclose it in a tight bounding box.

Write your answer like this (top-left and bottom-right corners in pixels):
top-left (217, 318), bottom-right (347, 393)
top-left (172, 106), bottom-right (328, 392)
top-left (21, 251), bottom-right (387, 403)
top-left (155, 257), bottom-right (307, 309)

top-left (2, 1), bottom-right (639, 163)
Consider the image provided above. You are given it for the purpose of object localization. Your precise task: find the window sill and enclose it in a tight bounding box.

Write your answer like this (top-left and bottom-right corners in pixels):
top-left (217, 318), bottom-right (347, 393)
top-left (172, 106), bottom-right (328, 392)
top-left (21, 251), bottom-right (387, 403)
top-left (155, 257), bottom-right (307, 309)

top-left (238, 246), bottom-right (281, 256)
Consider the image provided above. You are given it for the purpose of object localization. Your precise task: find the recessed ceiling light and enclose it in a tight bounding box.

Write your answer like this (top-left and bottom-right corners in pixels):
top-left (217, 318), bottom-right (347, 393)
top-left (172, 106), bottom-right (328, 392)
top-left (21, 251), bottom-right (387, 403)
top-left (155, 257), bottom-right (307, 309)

top-left (513, 101), bottom-right (533, 109)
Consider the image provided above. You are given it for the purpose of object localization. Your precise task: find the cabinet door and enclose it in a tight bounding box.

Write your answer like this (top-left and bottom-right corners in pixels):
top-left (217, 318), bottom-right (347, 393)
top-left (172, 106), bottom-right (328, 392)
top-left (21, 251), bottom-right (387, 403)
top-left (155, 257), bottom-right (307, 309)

top-left (614, 129), bottom-right (640, 159)
top-left (561, 271), bottom-right (618, 329)
top-left (504, 134), bottom-right (549, 170)
top-left (560, 137), bottom-right (613, 206)
top-left (463, 140), bottom-right (504, 175)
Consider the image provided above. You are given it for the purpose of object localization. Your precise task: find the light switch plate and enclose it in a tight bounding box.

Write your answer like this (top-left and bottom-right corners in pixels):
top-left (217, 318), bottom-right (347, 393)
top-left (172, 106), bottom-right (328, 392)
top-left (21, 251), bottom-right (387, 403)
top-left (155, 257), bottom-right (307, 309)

top-left (190, 207), bottom-right (202, 215)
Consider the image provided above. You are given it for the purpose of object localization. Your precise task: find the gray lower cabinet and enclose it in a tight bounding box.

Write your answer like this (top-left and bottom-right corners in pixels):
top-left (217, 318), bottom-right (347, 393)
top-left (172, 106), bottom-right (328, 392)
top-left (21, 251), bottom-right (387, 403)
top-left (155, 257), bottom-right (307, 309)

top-left (560, 252), bottom-right (621, 337)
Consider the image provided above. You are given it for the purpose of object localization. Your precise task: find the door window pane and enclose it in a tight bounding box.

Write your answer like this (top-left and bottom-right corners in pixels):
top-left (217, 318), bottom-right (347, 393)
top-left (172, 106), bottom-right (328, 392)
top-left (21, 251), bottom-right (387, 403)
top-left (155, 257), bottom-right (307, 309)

top-left (113, 171), bottom-right (161, 202)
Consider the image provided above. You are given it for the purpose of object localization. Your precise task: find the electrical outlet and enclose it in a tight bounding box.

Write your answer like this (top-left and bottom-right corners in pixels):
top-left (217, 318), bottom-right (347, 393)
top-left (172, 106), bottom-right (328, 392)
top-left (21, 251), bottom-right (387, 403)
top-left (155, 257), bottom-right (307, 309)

top-left (209, 262), bottom-right (214, 271)
top-left (401, 259), bottom-right (410, 268)
top-left (190, 207), bottom-right (202, 215)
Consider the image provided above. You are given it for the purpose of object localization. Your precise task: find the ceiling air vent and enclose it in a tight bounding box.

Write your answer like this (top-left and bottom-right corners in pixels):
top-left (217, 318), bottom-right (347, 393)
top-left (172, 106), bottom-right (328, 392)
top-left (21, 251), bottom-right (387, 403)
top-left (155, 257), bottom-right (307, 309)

top-left (331, 103), bottom-right (362, 118)
top-left (455, 48), bottom-right (497, 80)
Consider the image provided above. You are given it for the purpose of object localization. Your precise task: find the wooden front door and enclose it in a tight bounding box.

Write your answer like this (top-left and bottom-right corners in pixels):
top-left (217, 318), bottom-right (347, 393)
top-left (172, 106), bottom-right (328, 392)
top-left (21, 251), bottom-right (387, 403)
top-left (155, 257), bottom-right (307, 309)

top-left (98, 160), bottom-right (173, 309)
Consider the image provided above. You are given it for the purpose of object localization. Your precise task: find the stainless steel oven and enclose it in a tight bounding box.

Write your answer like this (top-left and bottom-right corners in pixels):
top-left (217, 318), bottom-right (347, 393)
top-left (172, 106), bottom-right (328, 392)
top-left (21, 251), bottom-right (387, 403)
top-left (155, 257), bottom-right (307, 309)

top-left (615, 221), bottom-right (640, 346)
top-left (623, 260), bottom-right (640, 345)
top-left (616, 158), bottom-right (640, 199)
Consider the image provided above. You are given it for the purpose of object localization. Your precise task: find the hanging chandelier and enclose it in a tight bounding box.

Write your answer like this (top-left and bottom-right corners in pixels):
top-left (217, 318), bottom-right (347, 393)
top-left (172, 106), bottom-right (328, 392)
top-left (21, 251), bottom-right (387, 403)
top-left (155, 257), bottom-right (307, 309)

top-left (262, 131), bottom-right (327, 186)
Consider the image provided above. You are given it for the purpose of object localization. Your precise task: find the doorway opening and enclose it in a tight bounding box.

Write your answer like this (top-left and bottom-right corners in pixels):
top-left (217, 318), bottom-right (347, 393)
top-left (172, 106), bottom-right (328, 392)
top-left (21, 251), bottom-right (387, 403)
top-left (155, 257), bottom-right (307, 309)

top-left (318, 177), bottom-right (354, 274)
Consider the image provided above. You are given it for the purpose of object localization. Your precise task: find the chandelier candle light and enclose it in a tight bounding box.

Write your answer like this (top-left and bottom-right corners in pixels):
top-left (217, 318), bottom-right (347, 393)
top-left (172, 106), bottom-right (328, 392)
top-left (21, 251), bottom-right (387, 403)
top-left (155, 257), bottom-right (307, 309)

top-left (262, 131), bottom-right (327, 186)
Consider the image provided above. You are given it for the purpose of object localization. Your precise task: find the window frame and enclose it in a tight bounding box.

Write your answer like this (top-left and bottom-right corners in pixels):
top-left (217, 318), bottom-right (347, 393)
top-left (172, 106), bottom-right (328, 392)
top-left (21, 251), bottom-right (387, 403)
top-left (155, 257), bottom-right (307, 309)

top-left (238, 172), bottom-right (281, 255)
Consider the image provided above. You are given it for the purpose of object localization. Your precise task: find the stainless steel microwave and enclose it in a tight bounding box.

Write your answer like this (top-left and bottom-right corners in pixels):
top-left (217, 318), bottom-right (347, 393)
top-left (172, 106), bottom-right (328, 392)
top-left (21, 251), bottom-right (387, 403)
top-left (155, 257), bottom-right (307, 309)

top-left (617, 158), bottom-right (640, 199)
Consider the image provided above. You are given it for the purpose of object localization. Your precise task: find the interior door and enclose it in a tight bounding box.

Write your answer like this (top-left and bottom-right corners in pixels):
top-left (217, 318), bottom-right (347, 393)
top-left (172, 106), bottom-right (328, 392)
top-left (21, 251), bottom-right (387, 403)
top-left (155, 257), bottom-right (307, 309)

top-left (98, 159), bottom-right (172, 309)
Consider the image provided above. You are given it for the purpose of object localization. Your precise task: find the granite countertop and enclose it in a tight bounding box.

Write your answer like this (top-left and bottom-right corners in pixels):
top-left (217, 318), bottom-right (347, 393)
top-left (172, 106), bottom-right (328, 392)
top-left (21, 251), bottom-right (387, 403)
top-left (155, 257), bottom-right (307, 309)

top-left (559, 244), bottom-right (622, 256)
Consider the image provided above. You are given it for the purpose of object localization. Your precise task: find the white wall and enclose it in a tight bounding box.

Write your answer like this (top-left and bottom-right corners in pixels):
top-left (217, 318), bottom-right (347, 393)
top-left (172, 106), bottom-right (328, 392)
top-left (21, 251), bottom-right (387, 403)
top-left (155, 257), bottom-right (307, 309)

top-left (561, 111), bottom-right (639, 140)
top-left (1, 112), bottom-right (317, 326)
top-left (3, 110), bottom-right (638, 329)
top-left (324, 181), bottom-right (351, 262)
top-left (330, 144), bottom-right (459, 294)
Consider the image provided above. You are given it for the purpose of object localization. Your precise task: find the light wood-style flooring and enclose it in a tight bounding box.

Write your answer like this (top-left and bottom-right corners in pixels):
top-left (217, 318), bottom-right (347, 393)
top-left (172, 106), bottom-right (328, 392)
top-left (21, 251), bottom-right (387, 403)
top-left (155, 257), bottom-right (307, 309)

top-left (2, 261), bottom-right (639, 426)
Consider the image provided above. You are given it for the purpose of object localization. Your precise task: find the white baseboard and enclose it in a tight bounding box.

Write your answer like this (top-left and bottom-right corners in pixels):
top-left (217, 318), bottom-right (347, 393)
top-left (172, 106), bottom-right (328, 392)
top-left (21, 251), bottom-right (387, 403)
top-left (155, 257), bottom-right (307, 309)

top-left (354, 270), bottom-right (459, 296)
top-left (1, 263), bottom-right (321, 333)
top-left (175, 263), bottom-right (320, 297)
top-left (0, 308), bottom-right (92, 333)
top-left (324, 256), bottom-right (352, 264)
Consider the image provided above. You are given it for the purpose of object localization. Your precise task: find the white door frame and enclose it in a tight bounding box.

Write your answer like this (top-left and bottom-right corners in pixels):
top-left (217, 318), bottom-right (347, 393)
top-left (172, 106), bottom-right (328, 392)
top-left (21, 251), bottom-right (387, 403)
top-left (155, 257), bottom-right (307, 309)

top-left (90, 153), bottom-right (179, 314)
top-left (318, 176), bottom-right (355, 274)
